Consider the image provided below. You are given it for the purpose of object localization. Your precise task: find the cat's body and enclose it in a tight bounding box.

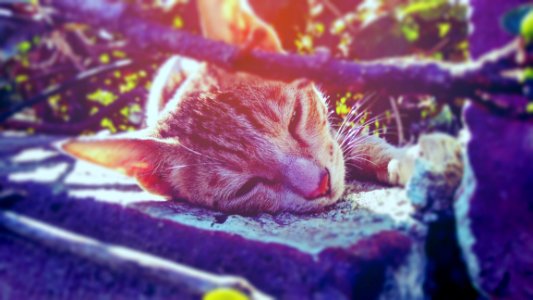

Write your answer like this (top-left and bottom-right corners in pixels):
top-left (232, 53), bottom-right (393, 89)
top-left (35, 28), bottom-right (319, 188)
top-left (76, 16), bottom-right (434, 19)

top-left (62, 0), bottom-right (460, 214)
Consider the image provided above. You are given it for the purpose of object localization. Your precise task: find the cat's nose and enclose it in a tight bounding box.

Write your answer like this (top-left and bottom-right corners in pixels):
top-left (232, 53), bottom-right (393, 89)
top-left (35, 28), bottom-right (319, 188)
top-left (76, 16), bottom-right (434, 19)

top-left (282, 157), bottom-right (331, 200)
top-left (307, 170), bottom-right (330, 200)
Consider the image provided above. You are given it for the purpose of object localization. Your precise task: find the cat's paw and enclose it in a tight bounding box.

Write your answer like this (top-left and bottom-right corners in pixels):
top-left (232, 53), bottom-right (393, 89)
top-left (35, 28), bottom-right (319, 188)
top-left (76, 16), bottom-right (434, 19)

top-left (386, 133), bottom-right (463, 186)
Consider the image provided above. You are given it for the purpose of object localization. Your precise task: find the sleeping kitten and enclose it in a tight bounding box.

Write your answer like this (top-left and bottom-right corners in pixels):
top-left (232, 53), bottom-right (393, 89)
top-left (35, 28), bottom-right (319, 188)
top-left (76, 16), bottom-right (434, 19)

top-left (61, 0), bottom-right (459, 214)
top-left (61, 56), bottom-right (416, 214)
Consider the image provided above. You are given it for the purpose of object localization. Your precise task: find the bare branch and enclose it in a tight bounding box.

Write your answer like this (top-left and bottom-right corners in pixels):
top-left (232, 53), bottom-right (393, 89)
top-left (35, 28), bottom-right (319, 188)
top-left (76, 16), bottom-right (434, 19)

top-left (45, 0), bottom-right (530, 118)
top-left (2, 86), bottom-right (145, 134)
top-left (0, 59), bottom-right (133, 123)
top-left (0, 210), bottom-right (272, 300)
top-left (389, 97), bottom-right (405, 146)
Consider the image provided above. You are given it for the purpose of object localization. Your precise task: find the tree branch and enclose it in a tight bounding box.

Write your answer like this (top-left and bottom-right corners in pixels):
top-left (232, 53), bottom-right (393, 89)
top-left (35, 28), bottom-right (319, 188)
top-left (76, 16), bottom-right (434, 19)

top-left (0, 59), bottom-right (133, 123)
top-left (46, 0), bottom-right (528, 105)
top-left (0, 210), bottom-right (272, 300)
top-left (2, 86), bottom-right (145, 134)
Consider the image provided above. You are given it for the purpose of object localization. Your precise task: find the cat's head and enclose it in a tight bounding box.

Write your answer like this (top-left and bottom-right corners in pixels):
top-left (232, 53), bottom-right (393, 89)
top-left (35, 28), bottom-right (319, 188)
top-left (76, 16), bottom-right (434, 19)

top-left (159, 70), bottom-right (346, 213)
top-left (62, 71), bottom-right (346, 214)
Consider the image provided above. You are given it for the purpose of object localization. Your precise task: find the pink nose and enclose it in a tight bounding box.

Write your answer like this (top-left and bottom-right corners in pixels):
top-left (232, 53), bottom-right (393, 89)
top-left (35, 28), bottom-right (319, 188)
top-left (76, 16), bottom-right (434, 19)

top-left (307, 171), bottom-right (330, 199)
top-left (282, 157), bottom-right (331, 200)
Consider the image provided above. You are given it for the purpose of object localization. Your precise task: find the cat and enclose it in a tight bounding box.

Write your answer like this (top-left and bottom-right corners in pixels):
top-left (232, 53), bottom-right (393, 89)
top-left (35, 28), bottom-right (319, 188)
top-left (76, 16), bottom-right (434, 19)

top-left (61, 0), bottom-right (459, 214)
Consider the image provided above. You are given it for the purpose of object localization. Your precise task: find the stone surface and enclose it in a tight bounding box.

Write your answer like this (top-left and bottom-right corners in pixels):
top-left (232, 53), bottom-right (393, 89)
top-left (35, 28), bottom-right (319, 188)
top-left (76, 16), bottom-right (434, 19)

top-left (406, 133), bottom-right (463, 220)
top-left (459, 3), bottom-right (533, 296)
top-left (0, 134), bottom-right (425, 299)
top-left (456, 103), bottom-right (533, 300)
top-left (469, 0), bottom-right (523, 59)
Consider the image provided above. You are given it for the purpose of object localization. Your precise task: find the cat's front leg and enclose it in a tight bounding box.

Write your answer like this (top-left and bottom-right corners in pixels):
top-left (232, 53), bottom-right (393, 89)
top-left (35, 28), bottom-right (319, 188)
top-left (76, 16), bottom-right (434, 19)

top-left (347, 133), bottom-right (462, 186)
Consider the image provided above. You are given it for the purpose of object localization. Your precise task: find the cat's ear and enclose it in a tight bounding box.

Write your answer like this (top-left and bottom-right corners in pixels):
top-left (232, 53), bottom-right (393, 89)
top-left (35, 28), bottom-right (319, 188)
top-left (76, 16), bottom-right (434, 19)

top-left (291, 78), bottom-right (314, 89)
top-left (197, 0), bottom-right (283, 52)
top-left (60, 137), bottom-right (174, 196)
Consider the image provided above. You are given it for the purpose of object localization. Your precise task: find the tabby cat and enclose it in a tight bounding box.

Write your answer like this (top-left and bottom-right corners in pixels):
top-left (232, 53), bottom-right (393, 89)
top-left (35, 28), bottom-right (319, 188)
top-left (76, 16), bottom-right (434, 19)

top-left (62, 0), bottom-right (450, 214)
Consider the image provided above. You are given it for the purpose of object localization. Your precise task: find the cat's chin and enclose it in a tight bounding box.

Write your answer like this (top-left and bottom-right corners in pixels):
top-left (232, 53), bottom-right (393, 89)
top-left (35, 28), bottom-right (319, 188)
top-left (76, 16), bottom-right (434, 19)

top-left (195, 187), bottom-right (342, 215)
top-left (255, 190), bottom-right (342, 215)
top-left (279, 194), bottom-right (342, 214)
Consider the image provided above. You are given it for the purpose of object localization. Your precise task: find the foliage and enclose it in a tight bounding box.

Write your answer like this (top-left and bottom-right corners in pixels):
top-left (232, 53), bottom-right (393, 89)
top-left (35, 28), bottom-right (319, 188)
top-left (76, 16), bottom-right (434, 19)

top-left (203, 288), bottom-right (249, 300)
top-left (0, 0), bottom-right (529, 144)
top-left (501, 4), bottom-right (533, 37)
top-left (290, 0), bottom-right (469, 143)
top-left (1, 0), bottom-right (198, 134)
top-left (520, 10), bottom-right (533, 43)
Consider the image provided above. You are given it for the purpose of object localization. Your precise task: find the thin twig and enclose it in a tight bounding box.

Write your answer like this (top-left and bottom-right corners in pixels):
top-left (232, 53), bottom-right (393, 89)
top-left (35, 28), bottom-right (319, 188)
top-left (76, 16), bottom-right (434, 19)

top-left (0, 210), bottom-right (272, 300)
top-left (2, 86), bottom-right (146, 134)
top-left (321, 0), bottom-right (358, 34)
top-left (0, 59), bottom-right (133, 123)
top-left (389, 97), bottom-right (405, 146)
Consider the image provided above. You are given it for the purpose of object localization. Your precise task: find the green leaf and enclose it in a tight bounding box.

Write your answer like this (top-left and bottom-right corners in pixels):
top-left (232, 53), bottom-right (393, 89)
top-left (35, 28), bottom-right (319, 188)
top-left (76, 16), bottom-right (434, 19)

top-left (17, 41), bottom-right (32, 53)
top-left (501, 4), bottom-right (533, 35)
top-left (401, 22), bottom-right (419, 42)
top-left (524, 68), bottom-right (533, 81)
top-left (203, 288), bottom-right (249, 300)
top-left (99, 53), bottom-right (110, 64)
top-left (521, 10), bottom-right (533, 42)
top-left (87, 89), bottom-right (117, 106)
top-left (172, 16), bottom-right (184, 29)
top-left (100, 118), bottom-right (117, 133)
top-left (401, 0), bottom-right (447, 16)
top-left (526, 102), bottom-right (533, 113)
top-left (15, 74), bottom-right (29, 83)
top-left (438, 22), bottom-right (451, 37)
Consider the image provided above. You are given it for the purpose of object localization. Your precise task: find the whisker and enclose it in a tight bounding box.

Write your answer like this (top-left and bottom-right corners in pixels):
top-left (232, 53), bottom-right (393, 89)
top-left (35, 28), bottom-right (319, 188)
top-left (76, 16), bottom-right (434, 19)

top-left (345, 155), bottom-right (377, 166)
top-left (335, 107), bottom-right (358, 139)
top-left (170, 162), bottom-right (223, 170)
top-left (178, 143), bottom-right (224, 164)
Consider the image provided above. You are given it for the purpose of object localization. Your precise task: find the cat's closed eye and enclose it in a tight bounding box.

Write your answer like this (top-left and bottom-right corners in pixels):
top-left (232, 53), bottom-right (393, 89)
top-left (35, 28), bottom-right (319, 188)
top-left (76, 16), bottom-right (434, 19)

top-left (235, 178), bottom-right (260, 198)
top-left (234, 177), bottom-right (273, 198)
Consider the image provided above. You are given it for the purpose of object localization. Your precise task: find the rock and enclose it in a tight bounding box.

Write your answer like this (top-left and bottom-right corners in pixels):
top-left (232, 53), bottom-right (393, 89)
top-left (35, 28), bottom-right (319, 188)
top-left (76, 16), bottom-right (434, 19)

top-left (404, 133), bottom-right (479, 299)
top-left (469, 0), bottom-right (523, 59)
top-left (0, 134), bottom-right (426, 299)
top-left (456, 103), bottom-right (533, 300)
top-left (406, 133), bottom-right (464, 220)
